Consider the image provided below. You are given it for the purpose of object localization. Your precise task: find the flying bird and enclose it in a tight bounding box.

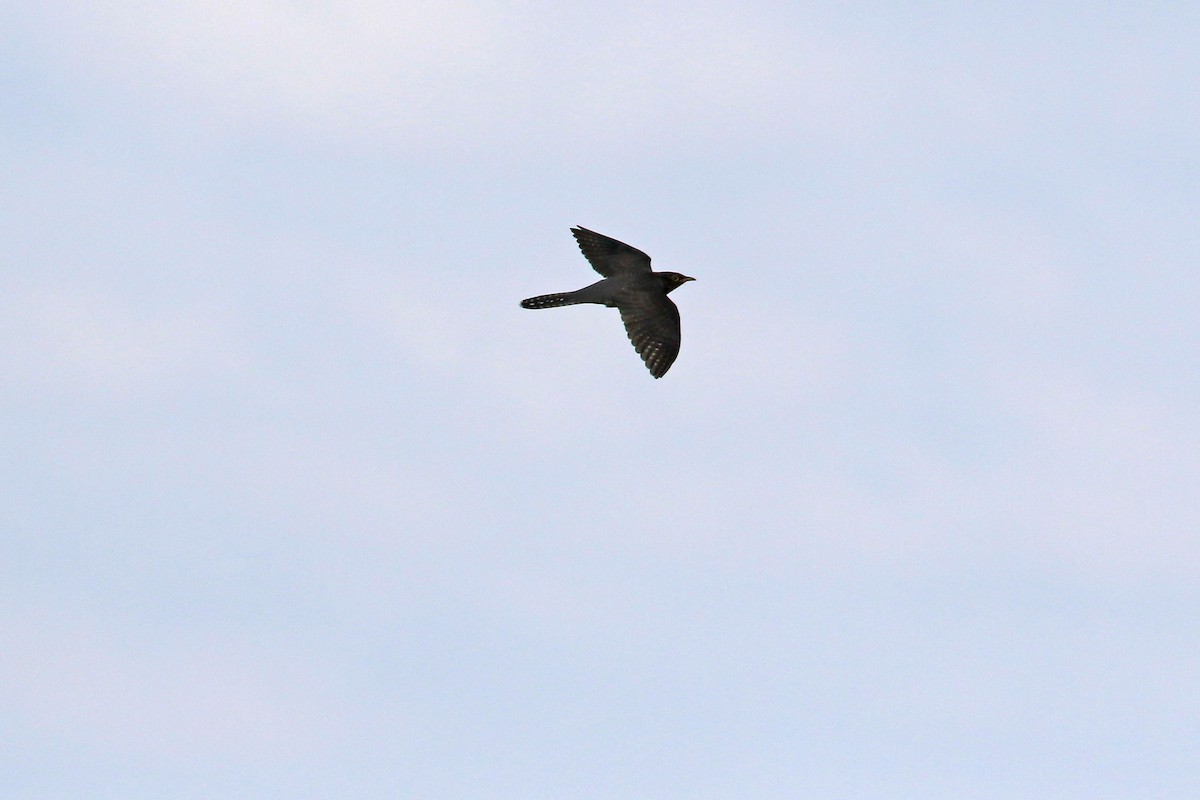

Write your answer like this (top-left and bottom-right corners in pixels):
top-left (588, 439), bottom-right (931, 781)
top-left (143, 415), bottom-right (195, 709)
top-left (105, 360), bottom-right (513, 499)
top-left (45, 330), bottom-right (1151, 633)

top-left (521, 227), bottom-right (695, 378)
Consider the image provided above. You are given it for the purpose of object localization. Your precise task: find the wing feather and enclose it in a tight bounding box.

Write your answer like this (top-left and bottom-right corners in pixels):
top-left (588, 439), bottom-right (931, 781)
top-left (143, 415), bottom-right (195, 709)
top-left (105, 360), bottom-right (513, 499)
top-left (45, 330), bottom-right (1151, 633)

top-left (616, 291), bottom-right (682, 378)
top-left (571, 227), bottom-right (652, 277)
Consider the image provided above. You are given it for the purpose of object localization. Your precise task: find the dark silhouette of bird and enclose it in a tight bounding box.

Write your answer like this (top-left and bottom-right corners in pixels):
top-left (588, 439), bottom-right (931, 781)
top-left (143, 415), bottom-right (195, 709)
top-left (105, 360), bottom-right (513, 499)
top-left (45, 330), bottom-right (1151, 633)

top-left (521, 227), bottom-right (695, 378)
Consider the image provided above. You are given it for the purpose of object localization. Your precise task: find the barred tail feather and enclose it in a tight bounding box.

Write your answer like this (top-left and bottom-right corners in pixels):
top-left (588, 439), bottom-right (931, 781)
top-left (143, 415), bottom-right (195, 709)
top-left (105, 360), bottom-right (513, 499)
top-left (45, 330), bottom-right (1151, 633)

top-left (520, 292), bottom-right (581, 309)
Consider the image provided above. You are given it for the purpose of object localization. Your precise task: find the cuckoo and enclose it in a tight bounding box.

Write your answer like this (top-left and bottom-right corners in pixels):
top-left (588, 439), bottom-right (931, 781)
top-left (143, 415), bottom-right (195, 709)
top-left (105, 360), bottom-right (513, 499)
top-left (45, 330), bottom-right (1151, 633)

top-left (520, 227), bottom-right (695, 378)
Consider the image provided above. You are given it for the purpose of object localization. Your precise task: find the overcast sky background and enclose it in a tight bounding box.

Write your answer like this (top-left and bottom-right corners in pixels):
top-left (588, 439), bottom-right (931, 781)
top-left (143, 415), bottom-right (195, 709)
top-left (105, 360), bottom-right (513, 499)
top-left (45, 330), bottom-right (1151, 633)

top-left (3, 3), bottom-right (1198, 798)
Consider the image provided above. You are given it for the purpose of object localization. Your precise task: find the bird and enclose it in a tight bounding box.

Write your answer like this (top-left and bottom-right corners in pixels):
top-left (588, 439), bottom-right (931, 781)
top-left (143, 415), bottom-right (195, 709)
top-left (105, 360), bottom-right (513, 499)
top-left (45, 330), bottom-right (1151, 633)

top-left (521, 227), bottom-right (695, 378)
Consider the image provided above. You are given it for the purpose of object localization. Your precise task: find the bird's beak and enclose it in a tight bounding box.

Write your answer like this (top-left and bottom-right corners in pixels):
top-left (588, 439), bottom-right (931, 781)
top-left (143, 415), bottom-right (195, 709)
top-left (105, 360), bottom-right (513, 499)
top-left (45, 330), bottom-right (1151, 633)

top-left (683, 276), bottom-right (696, 282)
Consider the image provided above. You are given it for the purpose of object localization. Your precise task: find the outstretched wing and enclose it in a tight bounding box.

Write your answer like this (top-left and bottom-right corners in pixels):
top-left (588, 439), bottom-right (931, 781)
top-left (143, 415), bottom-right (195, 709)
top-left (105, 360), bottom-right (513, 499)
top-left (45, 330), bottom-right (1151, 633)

top-left (616, 290), bottom-right (682, 378)
top-left (571, 227), bottom-right (652, 277)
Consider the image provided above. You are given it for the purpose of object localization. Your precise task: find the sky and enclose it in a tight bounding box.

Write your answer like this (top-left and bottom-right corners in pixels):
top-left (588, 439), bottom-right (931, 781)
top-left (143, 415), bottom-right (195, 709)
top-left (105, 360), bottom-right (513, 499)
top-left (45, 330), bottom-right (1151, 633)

top-left (2, 2), bottom-right (1198, 797)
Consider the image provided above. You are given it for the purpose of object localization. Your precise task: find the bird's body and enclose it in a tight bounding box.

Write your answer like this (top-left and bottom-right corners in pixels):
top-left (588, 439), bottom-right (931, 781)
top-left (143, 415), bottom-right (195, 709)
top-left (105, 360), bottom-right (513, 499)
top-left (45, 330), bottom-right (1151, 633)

top-left (521, 227), bottom-right (694, 378)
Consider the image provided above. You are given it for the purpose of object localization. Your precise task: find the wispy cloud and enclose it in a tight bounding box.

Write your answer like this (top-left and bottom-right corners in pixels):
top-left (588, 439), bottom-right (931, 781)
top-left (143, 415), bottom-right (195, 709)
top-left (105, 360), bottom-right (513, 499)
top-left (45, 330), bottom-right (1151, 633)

top-left (0, 286), bottom-right (242, 400)
top-left (1, 610), bottom-right (355, 763)
top-left (24, 2), bottom-right (871, 154)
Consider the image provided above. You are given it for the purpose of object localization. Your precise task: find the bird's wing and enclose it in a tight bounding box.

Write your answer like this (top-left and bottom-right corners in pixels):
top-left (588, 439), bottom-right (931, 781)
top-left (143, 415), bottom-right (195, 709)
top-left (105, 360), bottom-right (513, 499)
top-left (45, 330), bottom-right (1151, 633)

top-left (616, 290), bottom-right (682, 378)
top-left (571, 227), bottom-right (652, 277)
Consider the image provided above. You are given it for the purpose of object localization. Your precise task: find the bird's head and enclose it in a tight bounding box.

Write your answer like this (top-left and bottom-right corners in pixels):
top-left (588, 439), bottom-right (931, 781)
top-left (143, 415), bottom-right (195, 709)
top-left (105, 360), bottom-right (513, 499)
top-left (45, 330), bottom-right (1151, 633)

top-left (660, 272), bottom-right (696, 294)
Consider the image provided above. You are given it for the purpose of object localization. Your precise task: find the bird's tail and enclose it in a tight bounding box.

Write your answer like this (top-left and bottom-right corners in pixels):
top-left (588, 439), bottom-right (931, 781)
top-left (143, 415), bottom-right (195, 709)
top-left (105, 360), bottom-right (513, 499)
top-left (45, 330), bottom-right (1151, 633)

top-left (520, 292), bottom-right (583, 309)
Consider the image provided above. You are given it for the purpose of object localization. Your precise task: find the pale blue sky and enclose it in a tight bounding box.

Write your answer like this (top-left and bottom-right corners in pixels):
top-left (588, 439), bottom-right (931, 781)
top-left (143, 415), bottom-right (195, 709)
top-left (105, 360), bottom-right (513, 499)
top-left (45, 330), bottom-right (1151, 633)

top-left (3, 3), bottom-right (1198, 798)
